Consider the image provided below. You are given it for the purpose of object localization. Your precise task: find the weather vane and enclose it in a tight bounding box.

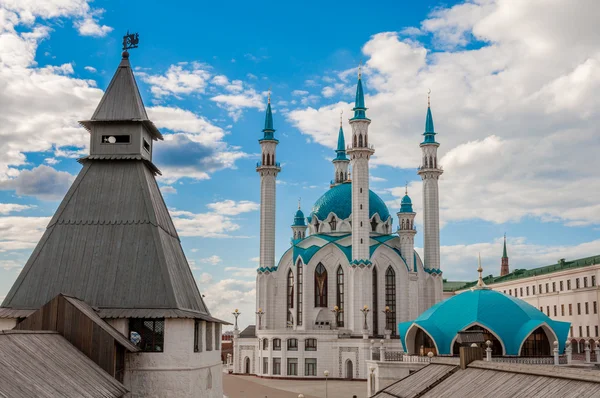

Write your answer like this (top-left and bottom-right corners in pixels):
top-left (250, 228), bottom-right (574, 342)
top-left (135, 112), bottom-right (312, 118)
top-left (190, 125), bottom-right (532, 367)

top-left (122, 31), bottom-right (140, 51)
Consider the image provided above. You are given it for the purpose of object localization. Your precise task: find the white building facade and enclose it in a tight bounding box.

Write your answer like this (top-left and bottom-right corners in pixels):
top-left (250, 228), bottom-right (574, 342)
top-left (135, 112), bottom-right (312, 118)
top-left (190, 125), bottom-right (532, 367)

top-left (234, 73), bottom-right (444, 379)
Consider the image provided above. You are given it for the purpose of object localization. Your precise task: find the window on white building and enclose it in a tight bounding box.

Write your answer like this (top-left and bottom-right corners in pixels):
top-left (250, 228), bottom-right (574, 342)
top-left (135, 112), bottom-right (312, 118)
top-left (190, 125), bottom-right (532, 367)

top-left (509, 289), bottom-right (512, 296)
top-left (273, 358), bottom-right (281, 375)
top-left (305, 359), bottom-right (317, 376)
top-left (552, 282), bottom-right (556, 292)
top-left (305, 338), bottom-right (317, 351)
top-left (273, 338), bottom-right (281, 350)
top-left (578, 303), bottom-right (581, 315)
top-left (594, 302), bottom-right (598, 315)
top-left (287, 358), bottom-right (298, 376)
top-left (297, 261), bottom-right (303, 326)
top-left (576, 278), bottom-right (580, 289)
top-left (539, 284), bottom-right (542, 293)
top-left (567, 280), bottom-right (571, 290)
top-left (314, 263), bottom-right (328, 307)
top-left (545, 283), bottom-right (549, 293)
top-left (129, 318), bottom-right (165, 352)
top-left (584, 277), bottom-right (588, 288)
top-left (288, 338), bottom-right (298, 351)
top-left (263, 339), bottom-right (269, 350)
top-left (593, 276), bottom-right (596, 287)
top-left (579, 326), bottom-right (583, 337)
top-left (287, 269), bottom-right (294, 327)
top-left (561, 304), bottom-right (565, 316)
top-left (526, 286), bottom-right (529, 296)
top-left (194, 320), bottom-right (203, 352)
top-left (596, 326), bottom-right (599, 337)
top-left (560, 281), bottom-right (564, 291)
top-left (585, 302), bottom-right (589, 315)
top-left (540, 306), bottom-right (543, 312)
top-left (533, 285), bottom-right (536, 295)
top-left (520, 287), bottom-right (523, 296)
top-left (206, 322), bottom-right (213, 351)
top-left (570, 326), bottom-right (573, 337)
top-left (385, 267), bottom-right (397, 335)
top-left (263, 357), bottom-right (268, 374)
top-left (587, 326), bottom-right (590, 337)
top-left (569, 304), bottom-right (573, 315)
top-left (336, 266), bottom-right (344, 327)
top-left (215, 324), bottom-right (221, 351)
top-left (546, 306), bottom-right (550, 316)
top-left (553, 305), bottom-right (557, 317)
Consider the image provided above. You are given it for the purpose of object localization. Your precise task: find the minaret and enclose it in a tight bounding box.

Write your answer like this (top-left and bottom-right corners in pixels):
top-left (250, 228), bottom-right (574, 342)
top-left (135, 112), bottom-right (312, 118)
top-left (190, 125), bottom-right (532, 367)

top-left (291, 199), bottom-right (307, 242)
top-left (397, 186), bottom-right (417, 272)
top-left (257, 92), bottom-right (281, 271)
top-left (500, 234), bottom-right (509, 276)
top-left (417, 92), bottom-right (443, 271)
top-left (332, 110), bottom-right (350, 187)
top-left (346, 65), bottom-right (374, 264)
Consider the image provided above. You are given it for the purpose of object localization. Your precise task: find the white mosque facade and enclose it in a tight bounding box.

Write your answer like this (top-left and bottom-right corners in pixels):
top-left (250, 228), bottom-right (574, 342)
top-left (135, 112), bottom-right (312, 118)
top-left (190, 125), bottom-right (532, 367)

top-left (233, 73), bottom-right (445, 379)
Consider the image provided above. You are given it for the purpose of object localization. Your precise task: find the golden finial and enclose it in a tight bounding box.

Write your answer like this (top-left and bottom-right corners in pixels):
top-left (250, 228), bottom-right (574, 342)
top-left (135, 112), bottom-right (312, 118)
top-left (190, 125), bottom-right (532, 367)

top-left (268, 87), bottom-right (271, 104)
top-left (427, 88), bottom-right (431, 108)
top-left (405, 181), bottom-right (408, 195)
top-left (340, 109), bottom-right (343, 126)
top-left (473, 252), bottom-right (489, 289)
top-left (358, 61), bottom-right (362, 79)
top-left (298, 197), bottom-right (301, 210)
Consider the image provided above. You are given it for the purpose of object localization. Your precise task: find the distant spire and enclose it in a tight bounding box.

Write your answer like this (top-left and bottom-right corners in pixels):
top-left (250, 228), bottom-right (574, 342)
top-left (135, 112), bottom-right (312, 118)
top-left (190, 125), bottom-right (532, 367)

top-left (351, 63), bottom-right (368, 120)
top-left (334, 110), bottom-right (349, 161)
top-left (422, 89), bottom-right (437, 144)
top-left (261, 92), bottom-right (276, 141)
top-left (503, 233), bottom-right (508, 258)
top-left (500, 233), bottom-right (510, 276)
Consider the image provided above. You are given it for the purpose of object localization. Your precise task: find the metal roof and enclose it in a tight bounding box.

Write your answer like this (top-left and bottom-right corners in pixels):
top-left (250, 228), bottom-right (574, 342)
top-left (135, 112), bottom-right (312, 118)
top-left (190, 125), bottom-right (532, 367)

top-left (239, 325), bottom-right (256, 338)
top-left (309, 182), bottom-right (391, 222)
top-left (0, 330), bottom-right (127, 398)
top-left (371, 363), bottom-right (458, 398)
top-left (1, 160), bottom-right (210, 317)
top-left (79, 53), bottom-right (162, 140)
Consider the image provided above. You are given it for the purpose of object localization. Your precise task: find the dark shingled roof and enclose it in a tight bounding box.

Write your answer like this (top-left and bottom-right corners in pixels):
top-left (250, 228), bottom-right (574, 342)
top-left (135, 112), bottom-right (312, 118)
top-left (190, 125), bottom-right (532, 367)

top-left (0, 330), bottom-right (128, 398)
top-left (239, 325), bottom-right (256, 338)
top-left (1, 52), bottom-right (218, 322)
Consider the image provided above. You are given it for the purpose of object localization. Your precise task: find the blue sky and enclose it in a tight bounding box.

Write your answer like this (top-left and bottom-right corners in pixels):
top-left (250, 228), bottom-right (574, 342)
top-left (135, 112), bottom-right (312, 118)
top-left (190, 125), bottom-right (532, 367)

top-left (1, 0), bottom-right (599, 326)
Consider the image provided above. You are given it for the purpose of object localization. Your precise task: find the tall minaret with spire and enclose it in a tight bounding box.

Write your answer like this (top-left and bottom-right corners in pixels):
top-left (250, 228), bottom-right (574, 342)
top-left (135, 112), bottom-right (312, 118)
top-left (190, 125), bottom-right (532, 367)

top-left (346, 65), bottom-right (374, 265)
top-left (417, 92), bottom-right (443, 271)
top-left (332, 110), bottom-right (349, 186)
top-left (500, 234), bottom-right (509, 276)
top-left (257, 91), bottom-right (281, 271)
top-left (397, 185), bottom-right (417, 272)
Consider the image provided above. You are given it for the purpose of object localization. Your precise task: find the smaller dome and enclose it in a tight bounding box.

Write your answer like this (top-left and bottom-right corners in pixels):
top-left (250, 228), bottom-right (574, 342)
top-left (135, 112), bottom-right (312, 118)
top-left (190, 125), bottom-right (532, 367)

top-left (399, 194), bottom-right (413, 213)
top-left (292, 209), bottom-right (306, 226)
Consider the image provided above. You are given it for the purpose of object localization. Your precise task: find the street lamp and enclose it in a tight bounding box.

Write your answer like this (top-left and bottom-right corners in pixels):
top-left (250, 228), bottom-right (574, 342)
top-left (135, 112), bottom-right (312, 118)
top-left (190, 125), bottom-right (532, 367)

top-left (255, 308), bottom-right (265, 330)
top-left (360, 305), bottom-right (370, 331)
top-left (382, 305), bottom-right (392, 335)
top-left (331, 305), bottom-right (343, 328)
top-left (232, 308), bottom-right (241, 331)
top-left (324, 370), bottom-right (330, 398)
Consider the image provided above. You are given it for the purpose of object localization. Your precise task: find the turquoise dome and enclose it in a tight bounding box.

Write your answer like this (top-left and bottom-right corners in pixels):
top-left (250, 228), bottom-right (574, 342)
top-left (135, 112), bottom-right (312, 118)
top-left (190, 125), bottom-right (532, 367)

top-left (310, 182), bottom-right (390, 222)
top-left (292, 209), bottom-right (306, 226)
top-left (399, 194), bottom-right (413, 213)
top-left (399, 289), bottom-right (570, 355)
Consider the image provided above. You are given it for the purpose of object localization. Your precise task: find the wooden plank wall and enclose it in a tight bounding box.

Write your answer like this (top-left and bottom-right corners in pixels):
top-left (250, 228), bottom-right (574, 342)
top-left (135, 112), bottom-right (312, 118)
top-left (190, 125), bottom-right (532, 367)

top-left (16, 295), bottom-right (116, 377)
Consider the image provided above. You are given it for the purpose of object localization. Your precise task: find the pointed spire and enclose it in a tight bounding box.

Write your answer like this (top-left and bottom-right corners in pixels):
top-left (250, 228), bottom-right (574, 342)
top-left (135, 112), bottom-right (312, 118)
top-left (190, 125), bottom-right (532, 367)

top-left (422, 89), bottom-right (437, 144)
top-left (81, 45), bottom-right (162, 139)
top-left (351, 63), bottom-right (368, 120)
top-left (298, 197), bottom-right (301, 210)
top-left (473, 253), bottom-right (490, 290)
top-left (503, 233), bottom-right (508, 258)
top-left (261, 90), bottom-right (276, 141)
top-left (334, 110), bottom-right (349, 161)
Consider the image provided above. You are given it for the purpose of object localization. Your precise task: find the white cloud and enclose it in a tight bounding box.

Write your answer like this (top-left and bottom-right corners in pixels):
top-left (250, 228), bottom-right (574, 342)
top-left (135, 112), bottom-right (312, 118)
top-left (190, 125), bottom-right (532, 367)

top-left (84, 66), bottom-right (97, 73)
top-left (141, 63), bottom-right (211, 98)
top-left (74, 15), bottom-right (112, 37)
top-left (433, 237), bottom-right (600, 281)
top-left (292, 90), bottom-right (309, 96)
top-left (199, 255), bottom-right (222, 265)
top-left (197, 277), bottom-right (256, 328)
top-left (0, 216), bottom-right (49, 251)
top-left (0, 165), bottom-right (75, 201)
top-left (288, 0), bottom-right (600, 229)
top-left (160, 185), bottom-right (177, 195)
top-left (224, 267), bottom-right (256, 279)
top-left (170, 199), bottom-right (258, 238)
top-left (206, 200), bottom-right (260, 216)
top-left (0, 203), bottom-right (34, 215)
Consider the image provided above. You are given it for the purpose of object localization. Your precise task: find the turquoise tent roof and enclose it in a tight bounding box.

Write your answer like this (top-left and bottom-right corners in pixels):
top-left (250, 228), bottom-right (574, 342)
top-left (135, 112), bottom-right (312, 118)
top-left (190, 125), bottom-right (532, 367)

top-left (422, 105), bottom-right (437, 145)
top-left (309, 182), bottom-right (390, 222)
top-left (351, 76), bottom-right (368, 120)
top-left (398, 289), bottom-right (570, 355)
top-left (399, 194), bottom-right (414, 213)
top-left (334, 126), bottom-right (348, 161)
top-left (260, 101), bottom-right (277, 142)
top-left (292, 209), bottom-right (306, 226)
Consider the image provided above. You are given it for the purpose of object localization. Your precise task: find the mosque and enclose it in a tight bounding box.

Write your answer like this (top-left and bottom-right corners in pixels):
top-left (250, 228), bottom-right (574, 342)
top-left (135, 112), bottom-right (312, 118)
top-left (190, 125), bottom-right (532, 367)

top-left (234, 70), bottom-right (445, 379)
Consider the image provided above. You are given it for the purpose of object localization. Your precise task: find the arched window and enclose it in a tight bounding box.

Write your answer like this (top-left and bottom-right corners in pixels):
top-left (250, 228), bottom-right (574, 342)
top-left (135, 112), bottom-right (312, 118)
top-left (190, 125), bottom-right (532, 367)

top-left (371, 219), bottom-right (378, 232)
top-left (401, 220), bottom-right (405, 230)
top-left (273, 338), bottom-right (281, 350)
top-left (359, 134), bottom-right (363, 147)
top-left (314, 263), bottom-right (328, 307)
top-left (452, 325), bottom-right (503, 356)
top-left (385, 267), bottom-right (397, 335)
top-left (305, 338), bottom-right (317, 351)
top-left (314, 220), bottom-right (320, 233)
top-left (354, 135), bottom-right (357, 147)
top-left (429, 156), bottom-right (433, 168)
top-left (372, 267), bottom-right (378, 336)
top-left (263, 338), bottom-right (268, 350)
top-left (262, 154), bottom-right (265, 165)
top-left (287, 270), bottom-right (294, 326)
top-left (329, 217), bottom-right (337, 231)
top-left (297, 261), bottom-right (303, 326)
top-left (336, 266), bottom-right (344, 327)
top-left (520, 327), bottom-right (551, 356)
top-left (434, 157), bottom-right (437, 168)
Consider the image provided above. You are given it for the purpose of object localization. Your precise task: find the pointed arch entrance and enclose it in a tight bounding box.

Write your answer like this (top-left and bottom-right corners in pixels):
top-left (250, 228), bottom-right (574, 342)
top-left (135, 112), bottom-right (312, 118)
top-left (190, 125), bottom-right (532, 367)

top-left (244, 357), bottom-right (250, 374)
top-left (345, 359), bottom-right (353, 380)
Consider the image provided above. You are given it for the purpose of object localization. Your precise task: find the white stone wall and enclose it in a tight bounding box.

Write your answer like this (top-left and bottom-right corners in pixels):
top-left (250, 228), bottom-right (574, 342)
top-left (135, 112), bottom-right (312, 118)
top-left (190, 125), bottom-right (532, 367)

top-left (259, 173), bottom-right (277, 270)
top-left (125, 318), bottom-right (223, 398)
top-left (236, 332), bottom-right (403, 380)
top-left (455, 264), bottom-right (600, 341)
top-left (0, 318), bottom-right (16, 330)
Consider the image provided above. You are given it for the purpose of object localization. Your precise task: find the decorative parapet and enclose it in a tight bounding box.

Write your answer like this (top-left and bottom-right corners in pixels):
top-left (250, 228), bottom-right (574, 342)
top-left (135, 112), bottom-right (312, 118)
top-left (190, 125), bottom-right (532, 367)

top-left (350, 259), bottom-right (373, 268)
top-left (424, 268), bottom-right (443, 275)
top-left (257, 266), bottom-right (278, 274)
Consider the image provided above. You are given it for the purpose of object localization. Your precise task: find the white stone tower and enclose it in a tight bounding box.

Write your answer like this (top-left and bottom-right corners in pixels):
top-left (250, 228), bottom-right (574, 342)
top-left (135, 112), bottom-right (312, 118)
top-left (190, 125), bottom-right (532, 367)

top-left (346, 68), bottom-right (374, 265)
top-left (397, 186), bottom-right (417, 272)
top-left (332, 111), bottom-right (350, 187)
top-left (417, 94), bottom-right (442, 271)
top-left (257, 93), bottom-right (281, 271)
